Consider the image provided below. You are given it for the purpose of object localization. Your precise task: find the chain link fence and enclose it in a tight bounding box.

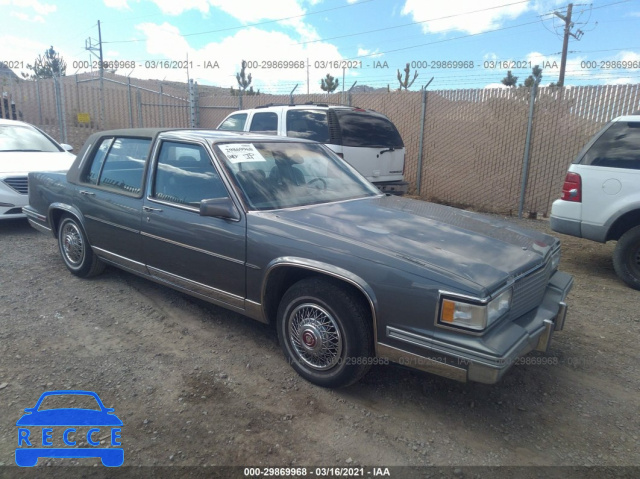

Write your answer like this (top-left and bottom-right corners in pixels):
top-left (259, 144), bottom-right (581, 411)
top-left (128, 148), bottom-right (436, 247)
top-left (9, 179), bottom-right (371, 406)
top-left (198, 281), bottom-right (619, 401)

top-left (2, 72), bottom-right (638, 215)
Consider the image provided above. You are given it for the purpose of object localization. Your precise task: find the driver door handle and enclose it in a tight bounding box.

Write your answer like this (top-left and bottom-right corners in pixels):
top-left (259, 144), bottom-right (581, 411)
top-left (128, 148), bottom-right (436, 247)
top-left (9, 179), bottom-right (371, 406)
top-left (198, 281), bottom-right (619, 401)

top-left (143, 206), bottom-right (163, 213)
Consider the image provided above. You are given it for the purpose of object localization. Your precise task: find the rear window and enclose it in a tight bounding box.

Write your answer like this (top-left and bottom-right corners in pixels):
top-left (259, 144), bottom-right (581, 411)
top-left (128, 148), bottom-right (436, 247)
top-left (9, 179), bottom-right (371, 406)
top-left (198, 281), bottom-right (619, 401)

top-left (335, 110), bottom-right (403, 148)
top-left (286, 110), bottom-right (330, 142)
top-left (580, 121), bottom-right (640, 170)
top-left (82, 137), bottom-right (151, 195)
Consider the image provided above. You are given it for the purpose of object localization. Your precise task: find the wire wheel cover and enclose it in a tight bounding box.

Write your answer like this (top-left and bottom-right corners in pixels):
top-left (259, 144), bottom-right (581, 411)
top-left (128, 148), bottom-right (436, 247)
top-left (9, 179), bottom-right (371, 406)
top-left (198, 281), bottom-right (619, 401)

top-left (288, 303), bottom-right (343, 370)
top-left (61, 222), bottom-right (84, 265)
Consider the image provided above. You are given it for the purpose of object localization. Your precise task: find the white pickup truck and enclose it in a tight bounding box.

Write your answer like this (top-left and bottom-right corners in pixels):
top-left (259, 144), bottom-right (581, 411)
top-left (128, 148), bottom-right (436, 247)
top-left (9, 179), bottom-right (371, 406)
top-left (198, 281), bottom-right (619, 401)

top-left (550, 114), bottom-right (640, 290)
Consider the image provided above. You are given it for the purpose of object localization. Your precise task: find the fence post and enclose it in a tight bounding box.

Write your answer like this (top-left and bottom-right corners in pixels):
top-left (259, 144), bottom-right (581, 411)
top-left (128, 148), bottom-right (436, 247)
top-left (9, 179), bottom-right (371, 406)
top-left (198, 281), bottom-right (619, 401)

top-left (194, 82), bottom-right (199, 127)
top-left (127, 76), bottom-right (133, 128)
top-left (416, 78), bottom-right (434, 196)
top-left (137, 88), bottom-right (143, 127)
top-left (35, 78), bottom-right (43, 125)
top-left (188, 79), bottom-right (197, 128)
top-left (53, 75), bottom-right (67, 143)
top-left (518, 81), bottom-right (539, 218)
top-left (159, 84), bottom-right (164, 128)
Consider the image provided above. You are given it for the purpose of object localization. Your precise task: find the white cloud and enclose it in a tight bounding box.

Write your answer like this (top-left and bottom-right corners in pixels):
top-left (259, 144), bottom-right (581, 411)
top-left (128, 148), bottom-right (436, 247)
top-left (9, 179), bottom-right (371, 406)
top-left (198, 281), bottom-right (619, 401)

top-left (150, 0), bottom-right (208, 15)
top-left (148, 0), bottom-right (309, 18)
top-left (136, 22), bottom-right (193, 58)
top-left (401, 0), bottom-right (564, 35)
top-left (357, 47), bottom-right (382, 58)
top-left (209, 0), bottom-right (305, 23)
top-left (602, 51), bottom-right (640, 85)
top-left (0, 34), bottom-right (49, 77)
top-left (103, 0), bottom-right (131, 9)
top-left (0, 0), bottom-right (56, 15)
top-left (10, 10), bottom-right (44, 22)
top-left (133, 22), bottom-right (346, 92)
top-left (144, 0), bottom-right (318, 41)
top-left (483, 83), bottom-right (509, 89)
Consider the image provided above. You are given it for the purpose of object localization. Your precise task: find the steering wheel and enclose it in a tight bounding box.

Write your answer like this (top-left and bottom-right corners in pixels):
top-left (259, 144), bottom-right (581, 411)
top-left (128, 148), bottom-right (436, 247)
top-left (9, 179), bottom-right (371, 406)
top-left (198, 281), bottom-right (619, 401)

top-left (307, 177), bottom-right (327, 190)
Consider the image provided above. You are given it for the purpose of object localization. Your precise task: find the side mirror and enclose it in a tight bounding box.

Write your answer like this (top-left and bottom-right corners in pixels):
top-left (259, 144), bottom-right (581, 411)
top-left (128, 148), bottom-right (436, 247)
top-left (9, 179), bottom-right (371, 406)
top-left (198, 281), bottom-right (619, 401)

top-left (200, 197), bottom-right (240, 220)
top-left (61, 144), bottom-right (74, 152)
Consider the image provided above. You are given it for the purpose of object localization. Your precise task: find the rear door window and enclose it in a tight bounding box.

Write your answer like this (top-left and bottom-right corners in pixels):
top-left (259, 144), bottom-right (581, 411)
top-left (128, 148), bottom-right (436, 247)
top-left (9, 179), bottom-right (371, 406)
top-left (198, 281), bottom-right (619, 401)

top-left (249, 112), bottom-right (278, 134)
top-left (286, 110), bottom-right (330, 142)
top-left (335, 110), bottom-right (403, 148)
top-left (218, 113), bottom-right (248, 131)
top-left (581, 121), bottom-right (640, 170)
top-left (83, 137), bottom-right (151, 195)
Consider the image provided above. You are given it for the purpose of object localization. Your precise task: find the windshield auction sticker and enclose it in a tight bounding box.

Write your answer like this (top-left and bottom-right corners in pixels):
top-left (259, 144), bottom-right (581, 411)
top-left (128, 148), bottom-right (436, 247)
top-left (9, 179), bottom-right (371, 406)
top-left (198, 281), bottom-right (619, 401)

top-left (218, 143), bottom-right (267, 163)
top-left (15, 390), bottom-right (124, 467)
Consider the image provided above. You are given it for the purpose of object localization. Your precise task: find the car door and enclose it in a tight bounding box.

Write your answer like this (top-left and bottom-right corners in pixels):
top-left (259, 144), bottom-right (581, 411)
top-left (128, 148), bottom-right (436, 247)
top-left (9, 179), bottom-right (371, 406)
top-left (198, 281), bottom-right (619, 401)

top-left (77, 136), bottom-right (151, 271)
top-left (140, 139), bottom-right (246, 308)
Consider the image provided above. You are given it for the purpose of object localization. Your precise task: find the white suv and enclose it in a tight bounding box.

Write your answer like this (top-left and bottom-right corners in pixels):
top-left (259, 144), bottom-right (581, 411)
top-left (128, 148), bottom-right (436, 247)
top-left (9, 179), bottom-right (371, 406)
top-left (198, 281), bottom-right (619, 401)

top-left (217, 103), bottom-right (408, 195)
top-left (550, 115), bottom-right (640, 290)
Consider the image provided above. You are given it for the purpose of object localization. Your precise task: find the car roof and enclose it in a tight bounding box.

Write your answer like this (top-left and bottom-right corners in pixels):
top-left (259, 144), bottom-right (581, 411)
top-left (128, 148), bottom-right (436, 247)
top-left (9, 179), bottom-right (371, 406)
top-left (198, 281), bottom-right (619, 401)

top-left (612, 115), bottom-right (640, 122)
top-left (0, 118), bottom-right (40, 128)
top-left (90, 128), bottom-right (317, 144)
top-left (229, 104), bottom-right (367, 114)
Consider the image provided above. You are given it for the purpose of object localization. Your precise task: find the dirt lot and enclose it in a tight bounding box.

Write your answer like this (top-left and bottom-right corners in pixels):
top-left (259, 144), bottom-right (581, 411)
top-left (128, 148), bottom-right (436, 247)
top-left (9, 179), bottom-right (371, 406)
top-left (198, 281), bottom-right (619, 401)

top-left (0, 214), bottom-right (639, 477)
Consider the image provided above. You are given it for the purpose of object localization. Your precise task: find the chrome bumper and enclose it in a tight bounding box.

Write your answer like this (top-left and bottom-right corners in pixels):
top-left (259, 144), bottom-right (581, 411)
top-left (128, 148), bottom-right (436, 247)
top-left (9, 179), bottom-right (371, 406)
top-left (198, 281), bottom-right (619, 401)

top-left (378, 271), bottom-right (573, 384)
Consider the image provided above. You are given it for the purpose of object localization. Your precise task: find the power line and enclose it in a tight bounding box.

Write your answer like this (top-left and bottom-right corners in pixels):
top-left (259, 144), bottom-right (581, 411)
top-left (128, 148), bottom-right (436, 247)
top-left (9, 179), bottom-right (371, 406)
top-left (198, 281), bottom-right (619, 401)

top-left (295, 0), bottom-right (531, 45)
top-left (345, 18), bottom-right (545, 60)
top-left (103, 0), bottom-right (375, 44)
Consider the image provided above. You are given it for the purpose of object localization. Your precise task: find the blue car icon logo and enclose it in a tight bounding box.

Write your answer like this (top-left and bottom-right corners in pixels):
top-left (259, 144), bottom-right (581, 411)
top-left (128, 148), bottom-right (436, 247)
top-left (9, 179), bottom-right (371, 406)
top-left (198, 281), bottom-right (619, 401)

top-left (16, 390), bottom-right (123, 467)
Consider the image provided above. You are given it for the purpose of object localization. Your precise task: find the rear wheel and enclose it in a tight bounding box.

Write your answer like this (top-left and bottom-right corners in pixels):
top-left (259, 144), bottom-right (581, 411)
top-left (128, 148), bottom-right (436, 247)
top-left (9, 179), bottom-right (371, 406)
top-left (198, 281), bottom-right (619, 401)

top-left (277, 277), bottom-right (374, 388)
top-left (613, 225), bottom-right (640, 290)
top-left (57, 215), bottom-right (105, 278)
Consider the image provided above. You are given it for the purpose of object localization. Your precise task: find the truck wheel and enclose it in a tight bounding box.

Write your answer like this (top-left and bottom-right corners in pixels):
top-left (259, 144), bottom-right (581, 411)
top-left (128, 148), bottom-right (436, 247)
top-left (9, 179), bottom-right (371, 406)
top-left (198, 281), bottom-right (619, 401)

top-left (57, 215), bottom-right (105, 278)
top-left (277, 277), bottom-right (374, 388)
top-left (613, 225), bottom-right (640, 290)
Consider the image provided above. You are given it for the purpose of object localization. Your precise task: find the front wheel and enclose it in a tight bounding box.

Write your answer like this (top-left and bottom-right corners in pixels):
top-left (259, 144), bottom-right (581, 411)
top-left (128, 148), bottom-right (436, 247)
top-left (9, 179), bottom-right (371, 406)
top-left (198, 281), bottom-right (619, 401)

top-left (277, 277), bottom-right (374, 388)
top-left (57, 215), bottom-right (105, 278)
top-left (613, 225), bottom-right (640, 290)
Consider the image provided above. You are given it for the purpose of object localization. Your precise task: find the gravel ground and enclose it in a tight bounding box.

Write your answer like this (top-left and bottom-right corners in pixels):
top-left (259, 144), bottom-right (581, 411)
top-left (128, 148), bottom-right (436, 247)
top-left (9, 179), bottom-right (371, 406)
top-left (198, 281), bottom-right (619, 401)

top-left (0, 214), bottom-right (639, 478)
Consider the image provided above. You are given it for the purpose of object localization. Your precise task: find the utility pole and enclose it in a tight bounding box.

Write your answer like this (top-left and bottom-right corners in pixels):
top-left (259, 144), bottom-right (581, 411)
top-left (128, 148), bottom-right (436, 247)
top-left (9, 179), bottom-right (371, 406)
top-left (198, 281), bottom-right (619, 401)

top-left (85, 21), bottom-right (105, 126)
top-left (554, 3), bottom-right (583, 87)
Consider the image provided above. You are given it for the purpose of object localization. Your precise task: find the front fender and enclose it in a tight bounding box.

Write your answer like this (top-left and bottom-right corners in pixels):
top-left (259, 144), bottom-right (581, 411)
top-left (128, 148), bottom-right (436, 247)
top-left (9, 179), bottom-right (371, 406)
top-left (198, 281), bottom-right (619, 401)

top-left (262, 257), bottom-right (380, 344)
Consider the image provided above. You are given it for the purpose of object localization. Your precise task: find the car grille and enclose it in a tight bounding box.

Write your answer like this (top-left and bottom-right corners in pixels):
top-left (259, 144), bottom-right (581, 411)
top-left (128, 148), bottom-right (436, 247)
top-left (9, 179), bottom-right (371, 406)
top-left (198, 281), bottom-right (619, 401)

top-left (3, 177), bottom-right (28, 195)
top-left (510, 260), bottom-right (553, 319)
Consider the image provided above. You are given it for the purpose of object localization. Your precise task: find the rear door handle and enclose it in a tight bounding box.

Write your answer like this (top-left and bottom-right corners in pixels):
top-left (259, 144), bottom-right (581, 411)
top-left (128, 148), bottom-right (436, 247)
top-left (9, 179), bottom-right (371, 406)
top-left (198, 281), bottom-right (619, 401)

top-left (79, 190), bottom-right (95, 196)
top-left (143, 206), bottom-right (163, 213)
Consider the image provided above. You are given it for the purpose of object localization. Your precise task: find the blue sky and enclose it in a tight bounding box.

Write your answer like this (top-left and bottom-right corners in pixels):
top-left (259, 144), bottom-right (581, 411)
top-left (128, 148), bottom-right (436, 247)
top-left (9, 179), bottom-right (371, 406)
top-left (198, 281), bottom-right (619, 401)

top-left (1, 0), bottom-right (638, 93)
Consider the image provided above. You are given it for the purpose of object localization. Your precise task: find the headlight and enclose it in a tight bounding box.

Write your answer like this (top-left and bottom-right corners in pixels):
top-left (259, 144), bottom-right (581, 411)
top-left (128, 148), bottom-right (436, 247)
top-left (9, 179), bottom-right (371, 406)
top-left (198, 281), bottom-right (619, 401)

top-left (439, 289), bottom-right (512, 332)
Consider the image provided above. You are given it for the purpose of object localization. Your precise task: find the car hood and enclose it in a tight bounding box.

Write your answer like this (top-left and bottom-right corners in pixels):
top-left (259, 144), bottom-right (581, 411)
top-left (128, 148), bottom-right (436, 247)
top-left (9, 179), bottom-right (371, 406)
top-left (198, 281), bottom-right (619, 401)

top-left (0, 151), bottom-right (75, 176)
top-left (269, 196), bottom-right (557, 292)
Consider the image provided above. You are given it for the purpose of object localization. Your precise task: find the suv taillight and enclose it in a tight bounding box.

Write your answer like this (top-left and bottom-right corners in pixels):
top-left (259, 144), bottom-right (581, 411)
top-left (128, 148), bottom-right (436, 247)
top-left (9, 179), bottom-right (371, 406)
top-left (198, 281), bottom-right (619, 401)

top-left (561, 172), bottom-right (582, 202)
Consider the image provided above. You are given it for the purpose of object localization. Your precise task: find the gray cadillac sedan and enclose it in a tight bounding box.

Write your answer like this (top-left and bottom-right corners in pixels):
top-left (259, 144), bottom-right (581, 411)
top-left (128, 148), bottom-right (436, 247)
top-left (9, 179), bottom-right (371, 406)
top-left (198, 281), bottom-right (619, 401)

top-left (24, 129), bottom-right (573, 388)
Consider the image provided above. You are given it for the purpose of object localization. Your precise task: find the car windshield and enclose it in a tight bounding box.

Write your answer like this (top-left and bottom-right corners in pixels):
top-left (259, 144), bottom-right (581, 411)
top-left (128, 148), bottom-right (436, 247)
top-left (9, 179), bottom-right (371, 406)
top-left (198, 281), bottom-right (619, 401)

top-left (37, 394), bottom-right (101, 411)
top-left (0, 124), bottom-right (62, 153)
top-left (213, 141), bottom-right (380, 211)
